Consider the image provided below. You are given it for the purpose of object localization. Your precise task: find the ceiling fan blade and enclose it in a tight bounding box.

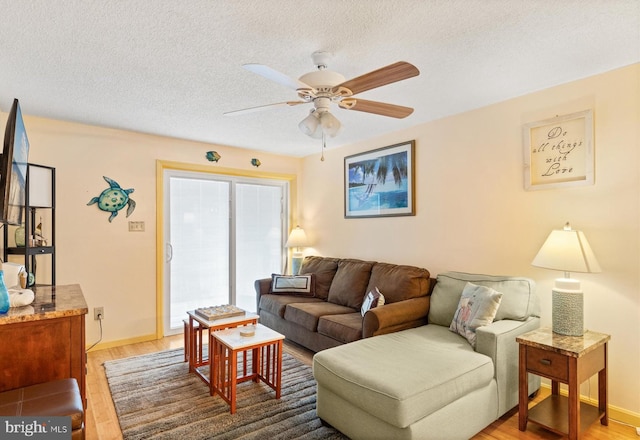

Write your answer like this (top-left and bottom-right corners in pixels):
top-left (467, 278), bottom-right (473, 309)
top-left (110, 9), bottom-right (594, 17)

top-left (339, 98), bottom-right (414, 119)
top-left (336, 61), bottom-right (419, 95)
top-left (224, 101), bottom-right (308, 116)
top-left (243, 64), bottom-right (310, 90)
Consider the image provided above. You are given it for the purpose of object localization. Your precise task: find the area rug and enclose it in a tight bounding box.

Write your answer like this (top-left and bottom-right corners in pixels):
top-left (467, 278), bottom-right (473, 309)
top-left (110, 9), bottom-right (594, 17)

top-left (104, 348), bottom-right (347, 440)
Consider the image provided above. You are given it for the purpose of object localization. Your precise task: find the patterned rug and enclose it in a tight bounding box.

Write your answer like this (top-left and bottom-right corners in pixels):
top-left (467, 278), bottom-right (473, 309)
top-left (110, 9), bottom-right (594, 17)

top-left (104, 348), bottom-right (347, 440)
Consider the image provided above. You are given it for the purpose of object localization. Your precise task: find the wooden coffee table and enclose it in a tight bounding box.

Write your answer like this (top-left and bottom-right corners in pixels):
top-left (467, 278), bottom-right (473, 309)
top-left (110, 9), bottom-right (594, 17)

top-left (186, 310), bottom-right (259, 386)
top-left (209, 323), bottom-right (285, 413)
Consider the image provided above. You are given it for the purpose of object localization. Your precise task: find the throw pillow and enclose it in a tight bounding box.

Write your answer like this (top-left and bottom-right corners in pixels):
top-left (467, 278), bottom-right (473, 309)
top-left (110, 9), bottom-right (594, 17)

top-left (270, 274), bottom-right (315, 297)
top-left (450, 282), bottom-right (503, 347)
top-left (360, 287), bottom-right (385, 316)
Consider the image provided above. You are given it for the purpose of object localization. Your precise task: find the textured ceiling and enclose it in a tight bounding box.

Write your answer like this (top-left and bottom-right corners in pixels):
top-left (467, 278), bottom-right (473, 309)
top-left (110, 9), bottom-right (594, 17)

top-left (0, 1), bottom-right (638, 157)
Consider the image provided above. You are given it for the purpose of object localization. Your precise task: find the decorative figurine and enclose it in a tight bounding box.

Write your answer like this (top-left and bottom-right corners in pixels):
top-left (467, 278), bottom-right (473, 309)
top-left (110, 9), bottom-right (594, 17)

top-left (33, 217), bottom-right (46, 246)
top-left (251, 158), bottom-right (261, 167)
top-left (87, 176), bottom-right (136, 222)
top-left (206, 151), bottom-right (221, 162)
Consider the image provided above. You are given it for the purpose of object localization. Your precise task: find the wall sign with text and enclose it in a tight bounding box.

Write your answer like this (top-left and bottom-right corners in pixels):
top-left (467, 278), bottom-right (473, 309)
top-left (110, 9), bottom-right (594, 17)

top-left (523, 109), bottom-right (594, 190)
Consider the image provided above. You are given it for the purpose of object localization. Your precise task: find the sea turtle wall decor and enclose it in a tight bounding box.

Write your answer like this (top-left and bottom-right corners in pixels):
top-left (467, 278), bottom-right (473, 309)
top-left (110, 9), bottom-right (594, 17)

top-left (206, 151), bottom-right (221, 162)
top-left (87, 176), bottom-right (136, 222)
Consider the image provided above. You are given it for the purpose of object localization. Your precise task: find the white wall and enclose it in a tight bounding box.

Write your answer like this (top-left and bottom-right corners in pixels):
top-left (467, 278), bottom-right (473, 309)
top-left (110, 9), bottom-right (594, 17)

top-left (301, 64), bottom-right (640, 418)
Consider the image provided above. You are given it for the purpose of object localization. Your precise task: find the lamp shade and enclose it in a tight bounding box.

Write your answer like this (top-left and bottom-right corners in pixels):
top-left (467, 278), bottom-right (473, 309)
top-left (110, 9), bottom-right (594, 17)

top-left (531, 222), bottom-right (601, 274)
top-left (298, 112), bottom-right (321, 138)
top-left (319, 111), bottom-right (341, 137)
top-left (28, 165), bottom-right (53, 208)
top-left (285, 226), bottom-right (308, 248)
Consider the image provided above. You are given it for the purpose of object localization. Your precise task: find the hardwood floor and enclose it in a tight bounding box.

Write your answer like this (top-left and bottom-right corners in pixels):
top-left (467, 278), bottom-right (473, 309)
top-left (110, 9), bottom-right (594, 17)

top-left (86, 336), bottom-right (637, 440)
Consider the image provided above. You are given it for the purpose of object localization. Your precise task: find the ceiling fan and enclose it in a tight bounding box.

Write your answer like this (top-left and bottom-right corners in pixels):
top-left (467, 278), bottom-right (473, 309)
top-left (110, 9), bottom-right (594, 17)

top-left (225, 51), bottom-right (420, 144)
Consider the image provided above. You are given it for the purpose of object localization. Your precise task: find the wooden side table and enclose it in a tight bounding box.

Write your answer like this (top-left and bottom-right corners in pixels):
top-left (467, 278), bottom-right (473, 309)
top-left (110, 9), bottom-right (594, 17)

top-left (517, 328), bottom-right (610, 440)
top-left (210, 323), bottom-right (285, 414)
top-left (186, 310), bottom-right (259, 386)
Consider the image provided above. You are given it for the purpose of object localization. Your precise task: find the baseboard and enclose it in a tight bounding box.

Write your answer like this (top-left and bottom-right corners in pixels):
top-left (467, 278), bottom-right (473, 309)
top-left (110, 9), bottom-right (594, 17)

top-left (539, 383), bottom-right (640, 428)
top-left (86, 333), bottom-right (158, 352)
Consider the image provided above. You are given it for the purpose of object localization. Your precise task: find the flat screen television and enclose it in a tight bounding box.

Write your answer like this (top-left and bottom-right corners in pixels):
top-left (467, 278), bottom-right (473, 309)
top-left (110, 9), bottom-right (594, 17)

top-left (0, 99), bottom-right (30, 225)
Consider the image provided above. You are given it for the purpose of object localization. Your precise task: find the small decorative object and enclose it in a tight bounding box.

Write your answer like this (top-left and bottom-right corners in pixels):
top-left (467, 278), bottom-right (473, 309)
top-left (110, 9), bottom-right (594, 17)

top-left (285, 225), bottom-right (309, 275)
top-left (240, 325), bottom-right (256, 337)
top-left (18, 268), bottom-right (27, 289)
top-left (35, 220), bottom-right (42, 239)
top-left (0, 264), bottom-right (10, 314)
top-left (194, 304), bottom-right (245, 321)
top-left (344, 140), bottom-right (415, 218)
top-left (33, 217), bottom-right (46, 246)
top-left (206, 151), bottom-right (221, 162)
top-left (523, 109), bottom-right (594, 190)
top-left (15, 224), bottom-right (25, 247)
top-left (87, 176), bottom-right (136, 222)
top-left (8, 288), bottom-right (34, 307)
top-left (251, 158), bottom-right (261, 167)
top-left (531, 222), bottom-right (601, 336)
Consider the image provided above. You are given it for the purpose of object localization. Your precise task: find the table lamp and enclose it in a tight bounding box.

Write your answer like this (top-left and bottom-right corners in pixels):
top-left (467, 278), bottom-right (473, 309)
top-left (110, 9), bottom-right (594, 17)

top-left (531, 222), bottom-right (601, 336)
top-left (285, 225), bottom-right (308, 275)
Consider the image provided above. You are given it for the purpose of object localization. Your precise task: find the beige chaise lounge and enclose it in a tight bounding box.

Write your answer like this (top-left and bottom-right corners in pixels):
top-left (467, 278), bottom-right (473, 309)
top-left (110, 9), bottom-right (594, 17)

top-left (313, 271), bottom-right (541, 440)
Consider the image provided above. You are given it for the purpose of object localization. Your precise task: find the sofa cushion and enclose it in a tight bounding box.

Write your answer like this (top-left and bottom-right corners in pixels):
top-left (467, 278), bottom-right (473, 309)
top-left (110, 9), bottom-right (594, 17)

top-left (299, 256), bottom-right (340, 300)
top-left (429, 271), bottom-right (539, 327)
top-left (328, 259), bottom-right (375, 309)
top-left (365, 262), bottom-right (430, 304)
top-left (259, 294), bottom-right (322, 318)
top-left (270, 274), bottom-right (315, 296)
top-left (450, 282), bottom-right (503, 347)
top-left (360, 287), bottom-right (385, 316)
top-left (318, 312), bottom-right (363, 344)
top-left (313, 325), bottom-right (495, 428)
top-left (284, 301), bottom-right (356, 332)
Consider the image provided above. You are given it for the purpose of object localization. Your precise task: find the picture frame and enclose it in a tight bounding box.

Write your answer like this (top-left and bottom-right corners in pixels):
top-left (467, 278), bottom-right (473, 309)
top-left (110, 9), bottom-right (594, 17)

top-left (344, 140), bottom-right (415, 218)
top-left (523, 109), bottom-right (594, 190)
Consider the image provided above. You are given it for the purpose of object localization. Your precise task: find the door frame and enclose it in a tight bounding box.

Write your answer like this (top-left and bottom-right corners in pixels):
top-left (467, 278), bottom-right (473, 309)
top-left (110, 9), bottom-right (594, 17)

top-left (155, 160), bottom-right (298, 339)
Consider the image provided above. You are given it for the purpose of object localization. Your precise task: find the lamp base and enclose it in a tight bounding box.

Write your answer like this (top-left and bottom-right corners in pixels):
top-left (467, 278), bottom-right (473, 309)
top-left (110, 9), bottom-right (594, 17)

top-left (291, 253), bottom-right (304, 276)
top-left (552, 278), bottom-right (584, 336)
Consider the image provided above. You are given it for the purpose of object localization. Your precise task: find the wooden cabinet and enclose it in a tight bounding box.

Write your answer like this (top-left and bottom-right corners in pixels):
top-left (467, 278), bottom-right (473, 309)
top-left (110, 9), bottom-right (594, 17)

top-left (0, 285), bottom-right (87, 407)
top-left (518, 328), bottom-right (610, 440)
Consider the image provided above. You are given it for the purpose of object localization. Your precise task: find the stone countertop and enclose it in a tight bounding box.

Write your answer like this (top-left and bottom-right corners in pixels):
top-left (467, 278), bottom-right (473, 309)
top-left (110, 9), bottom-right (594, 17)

top-left (517, 327), bottom-right (611, 358)
top-left (0, 284), bottom-right (87, 324)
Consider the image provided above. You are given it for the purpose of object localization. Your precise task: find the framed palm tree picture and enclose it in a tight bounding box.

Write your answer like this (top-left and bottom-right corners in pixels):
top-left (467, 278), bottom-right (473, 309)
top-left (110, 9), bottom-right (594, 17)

top-left (344, 140), bottom-right (415, 218)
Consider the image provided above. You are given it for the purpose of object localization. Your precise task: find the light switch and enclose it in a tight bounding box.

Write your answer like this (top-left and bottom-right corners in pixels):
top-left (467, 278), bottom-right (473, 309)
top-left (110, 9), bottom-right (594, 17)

top-left (128, 221), bottom-right (145, 232)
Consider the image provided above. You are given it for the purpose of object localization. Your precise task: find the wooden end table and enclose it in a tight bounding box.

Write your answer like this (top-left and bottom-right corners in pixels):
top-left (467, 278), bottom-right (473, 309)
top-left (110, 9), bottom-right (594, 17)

top-left (210, 323), bottom-right (285, 414)
top-left (186, 310), bottom-right (259, 386)
top-left (517, 327), bottom-right (610, 440)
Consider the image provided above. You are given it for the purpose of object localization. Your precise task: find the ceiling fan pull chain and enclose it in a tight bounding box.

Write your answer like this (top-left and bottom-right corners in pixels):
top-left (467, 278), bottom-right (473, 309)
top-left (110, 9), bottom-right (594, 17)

top-left (321, 132), bottom-right (326, 161)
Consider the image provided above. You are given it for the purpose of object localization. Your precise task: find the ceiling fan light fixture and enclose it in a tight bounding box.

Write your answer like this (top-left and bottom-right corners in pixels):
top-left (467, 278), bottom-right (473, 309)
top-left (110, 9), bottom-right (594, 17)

top-left (299, 111), bottom-right (323, 138)
top-left (319, 111), bottom-right (341, 137)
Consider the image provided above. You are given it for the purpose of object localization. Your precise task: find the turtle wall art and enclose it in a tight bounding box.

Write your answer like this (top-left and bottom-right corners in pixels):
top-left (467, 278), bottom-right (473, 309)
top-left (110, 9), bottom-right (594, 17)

top-left (87, 176), bottom-right (136, 222)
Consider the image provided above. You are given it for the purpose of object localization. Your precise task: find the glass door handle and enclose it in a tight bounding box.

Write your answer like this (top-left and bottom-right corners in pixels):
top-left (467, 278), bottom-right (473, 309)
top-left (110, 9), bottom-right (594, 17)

top-left (166, 243), bottom-right (173, 262)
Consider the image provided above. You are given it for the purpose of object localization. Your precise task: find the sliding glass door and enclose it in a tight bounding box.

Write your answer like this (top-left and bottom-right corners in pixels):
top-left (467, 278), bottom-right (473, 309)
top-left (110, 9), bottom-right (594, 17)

top-left (163, 169), bottom-right (287, 335)
top-left (234, 182), bottom-right (285, 311)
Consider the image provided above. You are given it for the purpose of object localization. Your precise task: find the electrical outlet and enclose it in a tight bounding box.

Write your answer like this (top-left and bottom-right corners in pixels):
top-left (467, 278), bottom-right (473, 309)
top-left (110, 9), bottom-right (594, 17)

top-left (94, 307), bottom-right (104, 320)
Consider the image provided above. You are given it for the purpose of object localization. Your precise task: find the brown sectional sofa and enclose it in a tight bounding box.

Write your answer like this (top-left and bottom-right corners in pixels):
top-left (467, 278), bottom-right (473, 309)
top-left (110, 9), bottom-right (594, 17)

top-left (254, 256), bottom-right (433, 352)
